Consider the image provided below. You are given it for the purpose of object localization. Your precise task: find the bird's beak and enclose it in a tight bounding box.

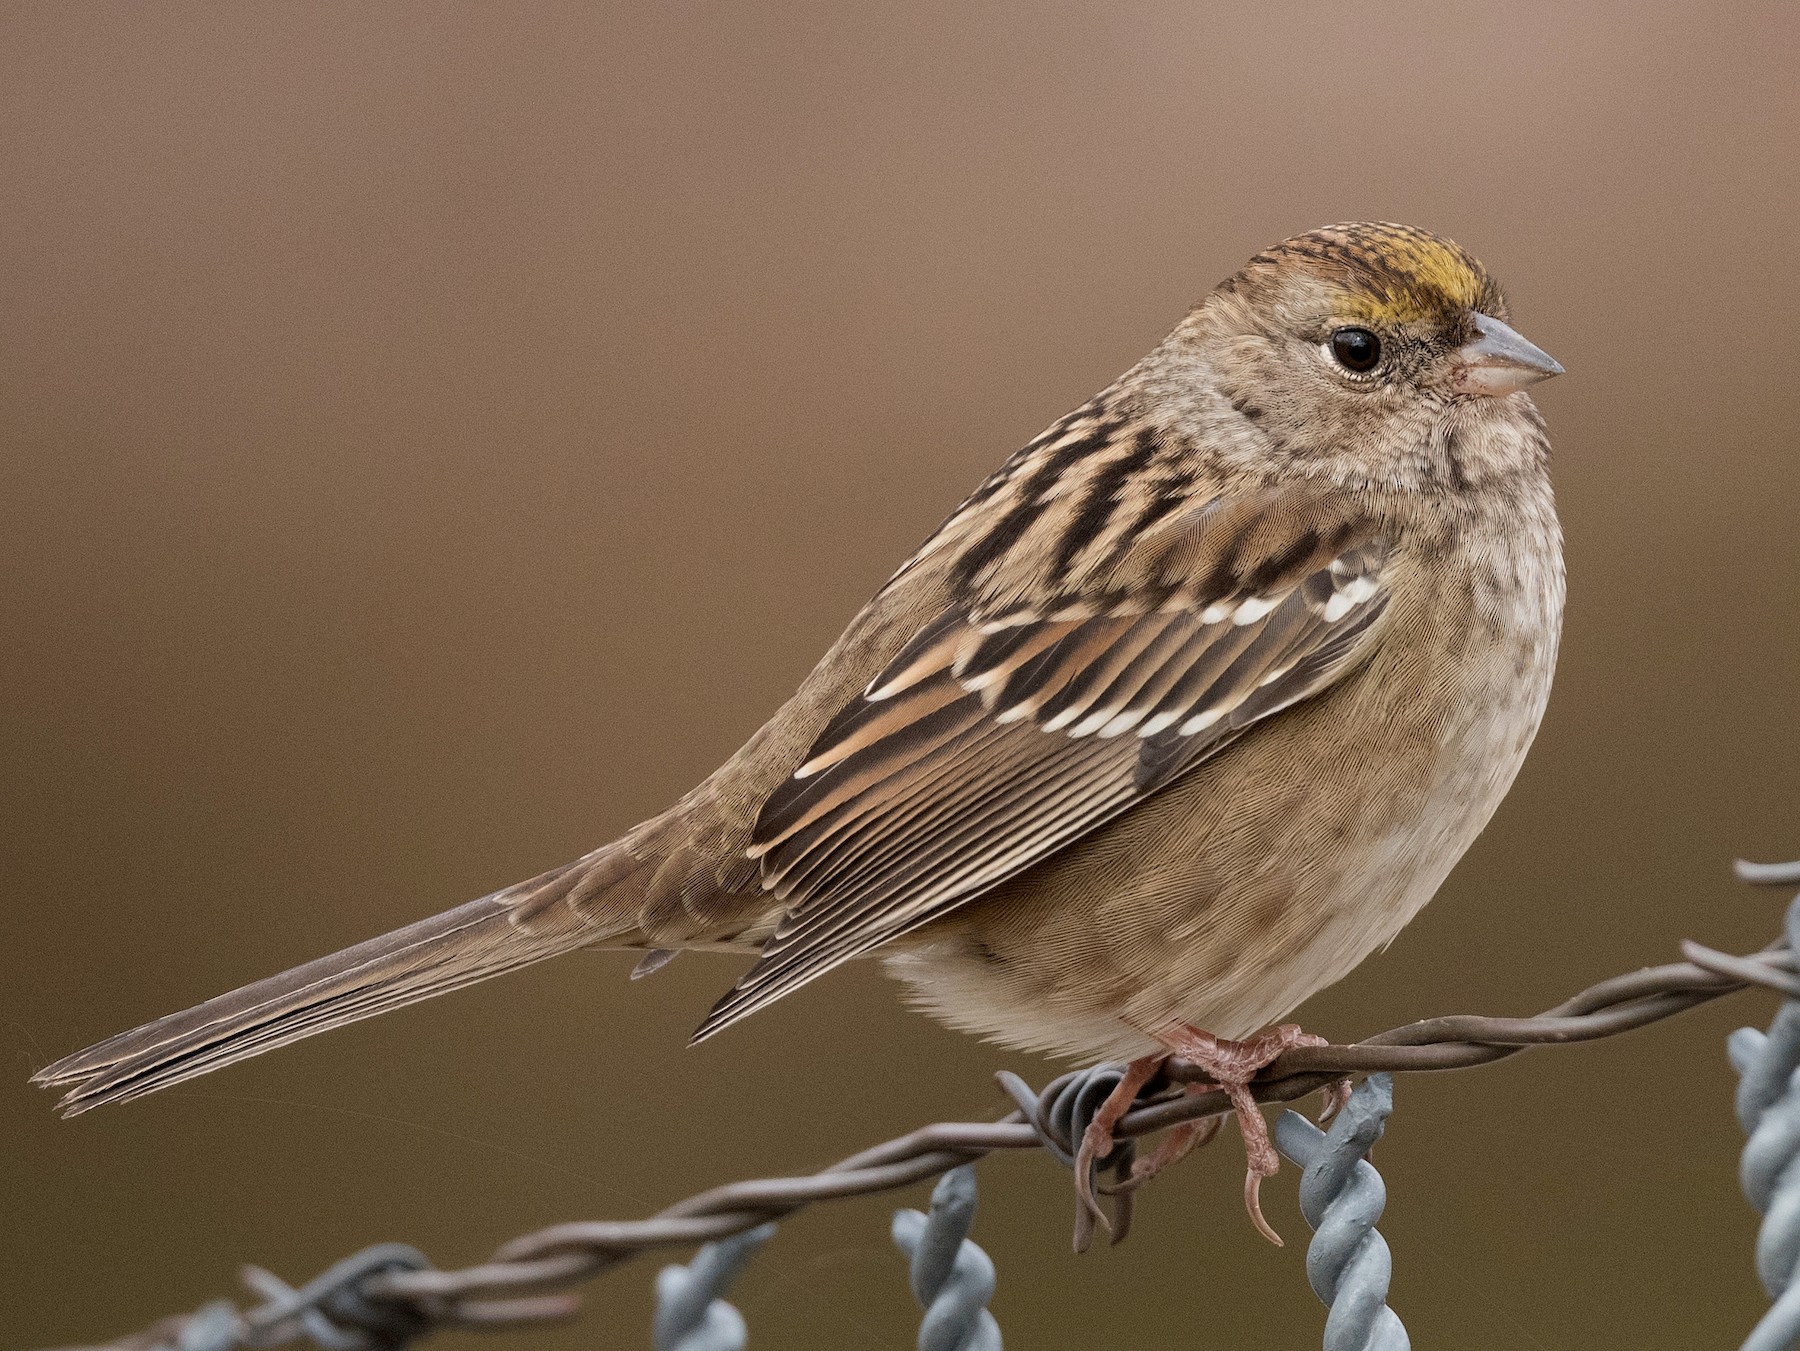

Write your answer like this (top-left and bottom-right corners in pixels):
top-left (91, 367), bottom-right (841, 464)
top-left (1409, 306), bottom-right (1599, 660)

top-left (1451, 312), bottom-right (1564, 397)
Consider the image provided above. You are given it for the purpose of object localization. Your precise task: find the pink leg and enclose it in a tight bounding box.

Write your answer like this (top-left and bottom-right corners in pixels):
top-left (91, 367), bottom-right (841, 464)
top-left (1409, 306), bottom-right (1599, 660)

top-left (1155, 1022), bottom-right (1327, 1246)
top-left (1103, 1111), bottom-right (1224, 1195)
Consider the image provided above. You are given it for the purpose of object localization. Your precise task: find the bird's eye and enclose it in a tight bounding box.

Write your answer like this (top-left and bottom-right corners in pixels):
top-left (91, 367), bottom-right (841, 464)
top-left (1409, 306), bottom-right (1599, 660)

top-left (1329, 327), bottom-right (1381, 374)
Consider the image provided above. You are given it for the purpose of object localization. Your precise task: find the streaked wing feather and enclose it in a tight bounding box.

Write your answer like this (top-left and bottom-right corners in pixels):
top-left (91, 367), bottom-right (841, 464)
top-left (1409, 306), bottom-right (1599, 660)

top-left (692, 490), bottom-right (1392, 1041)
top-left (712, 731), bottom-right (1130, 1024)
top-left (1133, 599), bottom-right (1386, 792)
top-left (763, 701), bottom-right (1017, 900)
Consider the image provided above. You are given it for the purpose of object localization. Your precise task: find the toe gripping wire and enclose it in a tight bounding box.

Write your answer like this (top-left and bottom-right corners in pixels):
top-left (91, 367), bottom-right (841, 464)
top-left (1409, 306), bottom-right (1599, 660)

top-left (1722, 860), bottom-right (1800, 1351)
top-left (997, 1062), bottom-right (1147, 1250)
top-left (1003, 1062), bottom-right (1407, 1350)
top-left (1275, 1074), bottom-right (1409, 1351)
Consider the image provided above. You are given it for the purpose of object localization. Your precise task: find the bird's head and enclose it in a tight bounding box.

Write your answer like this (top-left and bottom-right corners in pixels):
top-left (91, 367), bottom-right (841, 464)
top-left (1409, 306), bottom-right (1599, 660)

top-left (1170, 222), bottom-right (1563, 491)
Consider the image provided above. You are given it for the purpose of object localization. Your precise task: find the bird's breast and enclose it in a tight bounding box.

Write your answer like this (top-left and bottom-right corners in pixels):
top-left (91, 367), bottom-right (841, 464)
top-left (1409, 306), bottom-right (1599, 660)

top-left (885, 499), bottom-right (1564, 1061)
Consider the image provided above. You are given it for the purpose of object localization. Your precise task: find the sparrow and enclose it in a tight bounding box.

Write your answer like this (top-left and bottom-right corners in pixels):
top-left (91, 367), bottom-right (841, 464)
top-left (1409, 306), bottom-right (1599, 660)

top-left (33, 222), bottom-right (1564, 1238)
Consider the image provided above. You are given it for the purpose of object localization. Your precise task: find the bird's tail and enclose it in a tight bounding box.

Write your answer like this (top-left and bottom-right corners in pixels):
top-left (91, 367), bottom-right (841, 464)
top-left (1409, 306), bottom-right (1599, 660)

top-left (31, 852), bottom-right (637, 1116)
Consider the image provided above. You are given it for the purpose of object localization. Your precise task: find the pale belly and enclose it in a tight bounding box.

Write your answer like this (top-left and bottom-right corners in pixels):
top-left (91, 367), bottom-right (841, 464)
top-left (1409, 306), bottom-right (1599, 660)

top-left (881, 558), bottom-right (1560, 1062)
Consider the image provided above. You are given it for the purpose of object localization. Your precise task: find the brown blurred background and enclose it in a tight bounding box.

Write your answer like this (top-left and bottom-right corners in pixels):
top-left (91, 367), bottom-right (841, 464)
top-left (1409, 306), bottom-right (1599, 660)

top-left (4, 2), bottom-right (1798, 1345)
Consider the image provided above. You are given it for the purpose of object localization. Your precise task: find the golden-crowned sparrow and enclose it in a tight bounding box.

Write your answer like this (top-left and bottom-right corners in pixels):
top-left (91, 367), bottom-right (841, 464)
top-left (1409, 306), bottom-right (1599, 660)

top-left (34, 222), bottom-right (1564, 1235)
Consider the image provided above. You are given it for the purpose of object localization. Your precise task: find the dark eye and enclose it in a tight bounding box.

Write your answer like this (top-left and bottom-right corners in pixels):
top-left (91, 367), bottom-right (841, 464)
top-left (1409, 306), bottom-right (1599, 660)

top-left (1329, 327), bottom-right (1381, 374)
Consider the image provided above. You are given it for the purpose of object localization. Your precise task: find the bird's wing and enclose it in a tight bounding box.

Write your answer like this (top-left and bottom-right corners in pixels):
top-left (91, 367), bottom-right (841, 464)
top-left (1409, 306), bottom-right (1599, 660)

top-left (691, 486), bottom-right (1392, 1040)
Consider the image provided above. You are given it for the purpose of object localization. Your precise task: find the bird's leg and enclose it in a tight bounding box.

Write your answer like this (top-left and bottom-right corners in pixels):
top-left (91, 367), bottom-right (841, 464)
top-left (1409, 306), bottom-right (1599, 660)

top-left (1156, 1022), bottom-right (1327, 1246)
top-left (1072, 1055), bottom-right (1163, 1232)
top-left (1101, 1113), bottom-right (1224, 1196)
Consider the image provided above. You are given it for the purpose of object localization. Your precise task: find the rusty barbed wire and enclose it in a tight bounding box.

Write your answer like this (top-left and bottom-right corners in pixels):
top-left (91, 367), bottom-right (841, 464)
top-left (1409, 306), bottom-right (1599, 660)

top-left (40, 887), bottom-right (1795, 1351)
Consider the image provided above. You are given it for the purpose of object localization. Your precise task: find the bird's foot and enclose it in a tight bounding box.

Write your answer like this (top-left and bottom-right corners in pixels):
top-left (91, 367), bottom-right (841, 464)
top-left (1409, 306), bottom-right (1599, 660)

top-left (1100, 1113), bottom-right (1224, 1196)
top-left (1072, 1056), bottom-right (1163, 1243)
top-left (1157, 1022), bottom-right (1327, 1246)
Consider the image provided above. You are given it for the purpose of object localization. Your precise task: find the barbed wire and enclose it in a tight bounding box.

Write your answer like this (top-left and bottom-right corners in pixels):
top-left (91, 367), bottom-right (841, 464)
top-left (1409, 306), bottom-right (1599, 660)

top-left (39, 870), bottom-right (1796, 1351)
top-left (995, 1061), bottom-right (1143, 1251)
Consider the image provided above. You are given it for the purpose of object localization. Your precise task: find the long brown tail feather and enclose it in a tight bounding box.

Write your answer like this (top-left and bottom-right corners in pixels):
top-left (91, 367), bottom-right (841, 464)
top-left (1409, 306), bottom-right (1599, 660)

top-left (31, 863), bottom-right (617, 1116)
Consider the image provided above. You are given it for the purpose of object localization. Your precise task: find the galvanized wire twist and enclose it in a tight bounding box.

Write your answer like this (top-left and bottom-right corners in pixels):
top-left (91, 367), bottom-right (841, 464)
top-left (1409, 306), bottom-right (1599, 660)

top-left (82, 1242), bottom-right (579, 1351)
top-left (890, 1165), bottom-right (1001, 1351)
top-left (138, 1244), bottom-right (444, 1351)
top-left (651, 1224), bottom-right (774, 1351)
top-left (162, 1303), bottom-right (240, 1351)
top-left (1724, 860), bottom-right (1800, 1351)
top-left (1275, 1074), bottom-right (1408, 1351)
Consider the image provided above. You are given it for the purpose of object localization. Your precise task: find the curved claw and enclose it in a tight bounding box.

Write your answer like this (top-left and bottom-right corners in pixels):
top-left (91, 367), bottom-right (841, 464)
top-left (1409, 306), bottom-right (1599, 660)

top-left (1316, 1076), bottom-right (1354, 1126)
top-left (1068, 1055), bottom-right (1162, 1251)
top-left (1245, 1170), bottom-right (1282, 1247)
top-left (1073, 1121), bottom-right (1115, 1231)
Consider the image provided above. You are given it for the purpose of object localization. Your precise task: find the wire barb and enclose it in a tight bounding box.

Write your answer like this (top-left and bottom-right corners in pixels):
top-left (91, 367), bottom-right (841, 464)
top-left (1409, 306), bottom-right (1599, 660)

top-left (1276, 1075), bottom-right (1408, 1351)
top-left (891, 1165), bottom-right (1002, 1351)
top-left (651, 1224), bottom-right (775, 1351)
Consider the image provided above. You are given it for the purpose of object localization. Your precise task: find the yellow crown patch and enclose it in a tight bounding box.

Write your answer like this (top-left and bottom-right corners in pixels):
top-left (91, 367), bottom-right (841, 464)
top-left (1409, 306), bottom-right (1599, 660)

top-left (1245, 222), bottom-right (1503, 324)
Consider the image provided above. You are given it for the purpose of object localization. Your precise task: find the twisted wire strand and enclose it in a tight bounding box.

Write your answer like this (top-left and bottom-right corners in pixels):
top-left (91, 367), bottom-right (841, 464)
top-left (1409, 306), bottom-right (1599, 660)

top-left (1275, 1074), bottom-right (1408, 1351)
top-left (891, 1165), bottom-right (1002, 1351)
top-left (41, 899), bottom-right (1793, 1351)
top-left (996, 1063), bottom-right (1142, 1249)
top-left (235, 1246), bottom-right (435, 1351)
top-left (1724, 862), bottom-right (1800, 1351)
top-left (651, 1223), bottom-right (775, 1351)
